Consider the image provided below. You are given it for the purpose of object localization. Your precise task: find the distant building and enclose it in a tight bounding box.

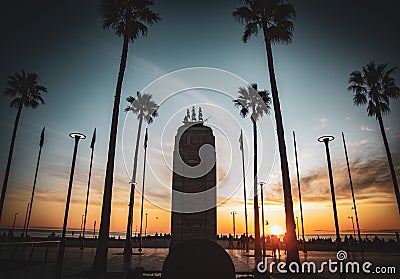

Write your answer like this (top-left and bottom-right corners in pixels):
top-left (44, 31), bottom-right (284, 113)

top-left (170, 107), bottom-right (217, 250)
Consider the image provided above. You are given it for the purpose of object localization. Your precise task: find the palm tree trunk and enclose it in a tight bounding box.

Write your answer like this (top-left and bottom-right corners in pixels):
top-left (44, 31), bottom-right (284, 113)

top-left (0, 104), bottom-right (23, 221)
top-left (251, 119), bottom-right (262, 264)
top-left (123, 117), bottom-right (143, 261)
top-left (92, 34), bottom-right (130, 275)
top-left (263, 28), bottom-right (299, 264)
top-left (377, 113), bottom-right (400, 214)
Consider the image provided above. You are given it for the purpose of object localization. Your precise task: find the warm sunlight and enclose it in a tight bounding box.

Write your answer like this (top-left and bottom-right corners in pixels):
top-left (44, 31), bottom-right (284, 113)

top-left (269, 225), bottom-right (284, 236)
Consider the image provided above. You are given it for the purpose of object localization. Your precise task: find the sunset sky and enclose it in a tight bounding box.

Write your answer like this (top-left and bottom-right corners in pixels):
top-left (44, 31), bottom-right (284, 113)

top-left (0, 0), bottom-right (399, 237)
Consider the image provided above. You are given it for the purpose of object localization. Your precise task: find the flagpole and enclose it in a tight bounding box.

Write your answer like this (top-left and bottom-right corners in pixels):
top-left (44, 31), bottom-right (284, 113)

top-left (81, 128), bottom-right (96, 250)
top-left (293, 131), bottom-right (307, 253)
top-left (25, 127), bottom-right (45, 237)
top-left (240, 130), bottom-right (249, 252)
top-left (138, 128), bottom-right (148, 253)
top-left (342, 132), bottom-right (362, 243)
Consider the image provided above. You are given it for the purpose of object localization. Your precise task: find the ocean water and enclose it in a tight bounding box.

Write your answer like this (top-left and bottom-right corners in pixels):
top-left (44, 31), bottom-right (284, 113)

top-left (1, 227), bottom-right (398, 242)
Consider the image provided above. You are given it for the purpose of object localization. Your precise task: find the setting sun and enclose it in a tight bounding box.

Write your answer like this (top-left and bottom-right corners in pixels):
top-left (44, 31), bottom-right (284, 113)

top-left (269, 225), bottom-right (284, 236)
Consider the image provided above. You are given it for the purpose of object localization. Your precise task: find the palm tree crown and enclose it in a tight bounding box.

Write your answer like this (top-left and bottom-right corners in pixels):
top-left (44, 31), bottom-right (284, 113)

top-left (348, 61), bottom-right (400, 118)
top-left (100, 0), bottom-right (160, 41)
top-left (125, 91), bottom-right (159, 123)
top-left (348, 61), bottom-right (400, 215)
top-left (233, 0), bottom-right (295, 43)
top-left (234, 84), bottom-right (271, 121)
top-left (4, 70), bottom-right (47, 109)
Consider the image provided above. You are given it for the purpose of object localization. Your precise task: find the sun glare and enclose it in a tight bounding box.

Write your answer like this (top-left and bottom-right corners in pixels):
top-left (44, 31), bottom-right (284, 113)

top-left (269, 225), bottom-right (284, 236)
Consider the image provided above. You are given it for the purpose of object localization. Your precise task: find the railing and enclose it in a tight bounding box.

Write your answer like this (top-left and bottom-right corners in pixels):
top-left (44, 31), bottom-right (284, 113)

top-left (0, 239), bottom-right (60, 279)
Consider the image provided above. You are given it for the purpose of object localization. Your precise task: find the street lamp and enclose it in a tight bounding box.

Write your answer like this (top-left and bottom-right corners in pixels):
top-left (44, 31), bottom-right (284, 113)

top-left (55, 132), bottom-right (86, 279)
top-left (318, 135), bottom-right (342, 250)
top-left (231, 211), bottom-right (237, 239)
top-left (12, 212), bottom-right (18, 236)
top-left (145, 213), bottom-right (148, 238)
top-left (79, 214), bottom-right (84, 239)
top-left (258, 182), bottom-right (266, 258)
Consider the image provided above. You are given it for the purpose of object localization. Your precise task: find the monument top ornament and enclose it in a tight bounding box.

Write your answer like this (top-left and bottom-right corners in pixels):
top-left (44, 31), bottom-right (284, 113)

top-left (183, 106), bottom-right (204, 124)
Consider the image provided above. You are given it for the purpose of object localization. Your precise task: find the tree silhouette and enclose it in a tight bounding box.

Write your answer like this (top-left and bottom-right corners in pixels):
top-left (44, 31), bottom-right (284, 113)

top-left (92, 0), bottom-right (160, 274)
top-left (233, 0), bottom-right (299, 263)
top-left (348, 61), bottom-right (400, 214)
top-left (234, 84), bottom-right (270, 264)
top-left (0, 70), bottom-right (47, 221)
top-left (123, 92), bottom-right (158, 260)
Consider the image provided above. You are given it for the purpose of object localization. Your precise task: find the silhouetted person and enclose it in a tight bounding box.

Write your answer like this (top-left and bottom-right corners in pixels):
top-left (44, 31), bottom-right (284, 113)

top-left (228, 234), bottom-right (234, 249)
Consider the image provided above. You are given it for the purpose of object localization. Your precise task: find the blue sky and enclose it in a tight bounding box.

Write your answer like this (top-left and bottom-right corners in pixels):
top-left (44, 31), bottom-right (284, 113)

top-left (0, 0), bottom-right (399, 235)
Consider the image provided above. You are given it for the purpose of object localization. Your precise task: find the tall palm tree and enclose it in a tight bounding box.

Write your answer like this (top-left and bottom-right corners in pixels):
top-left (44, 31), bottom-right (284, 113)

top-left (234, 84), bottom-right (271, 265)
top-left (92, 0), bottom-right (160, 274)
top-left (123, 92), bottom-right (158, 261)
top-left (233, 0), bottom-right (299, 263)
top-left (348, 61), bottom-right (400, 214)
top-left (0, 70), bottom-right (47, 221)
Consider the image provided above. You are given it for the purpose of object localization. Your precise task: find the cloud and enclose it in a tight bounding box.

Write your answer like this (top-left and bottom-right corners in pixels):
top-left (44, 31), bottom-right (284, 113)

top-left (315, 118), bottom-right (328, 130)
top-left (361, 125), bottom-right (374, 132)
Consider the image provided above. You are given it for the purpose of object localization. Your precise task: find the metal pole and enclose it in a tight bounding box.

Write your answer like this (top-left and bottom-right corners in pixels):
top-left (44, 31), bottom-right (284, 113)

top-left (342, 132), bottom-right (362, 243)
top-left (138, 128), bottom-right (148, 252)
top-left (82, 128), bottom-right (96, 250)
top-left (348, 216), bottom-right (355, 239)
top-left (293, 131), bottom-right (307, 252)
top-left (231, 211), bottom-right (236, 239)
top-left (259, 182), bottom-right (266, 258)
top-left (240, 130), bottom-right (249, 252)
top-left (12, 212), bottom-right (18, 235)
top-left (145, 213), bottom-right (148, 238)
top-left (321, 137), bottom-right (342, 249)
top-left (55, 133), bottom-right (84, 279)
top-left (296, 217), bottom-right (299, 240)
top-left (26, 127), bottom-right (45, 237)
top-left (79, 214), bottom-right (84, 238)
top-left (93, 220), bottom-right (96, 239)
top-left (23, 203), bottom-right (30, 238)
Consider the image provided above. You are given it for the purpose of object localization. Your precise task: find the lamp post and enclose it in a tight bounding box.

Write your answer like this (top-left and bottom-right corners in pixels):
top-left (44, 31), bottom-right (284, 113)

top-left (258, 182), bottom-right (266, 258)
top-left (145, 213), bottom-right (148, 238)
top-left (318, 135), bottom-right (342, 250)
top-left (231, 211), bottom-right (237, 239)
top-left (12, 212), bottom-right (18, 236)
top-left (55, 132), bottom-right (86, 279)
top-left (79, 214), bottom-right (84, 238)
top-left (348, 216), bottom-right (355, 239)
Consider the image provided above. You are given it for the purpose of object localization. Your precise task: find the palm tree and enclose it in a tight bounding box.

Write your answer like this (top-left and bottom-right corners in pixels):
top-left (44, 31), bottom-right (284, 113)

top-left (0, 70), bottom-right (47, 221)
top-left (123, 92), bottom-right (158, 261)
top-left (234, 84), bottom-right (271, 265)
top-left (92, 0), bottom-right (160, 274)
top-left (233, 0), bottom-right (299, 263)
top-left (348, 61), bottom-right (400, 214)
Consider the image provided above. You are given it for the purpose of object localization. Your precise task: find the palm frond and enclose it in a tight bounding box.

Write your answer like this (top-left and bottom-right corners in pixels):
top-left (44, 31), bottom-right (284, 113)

top-left (348, 61), bottom-right (400, 118)
top-left (100, 0), bottom-right (160, 42)
top-left (3, 70), bottom-right (47, 110)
